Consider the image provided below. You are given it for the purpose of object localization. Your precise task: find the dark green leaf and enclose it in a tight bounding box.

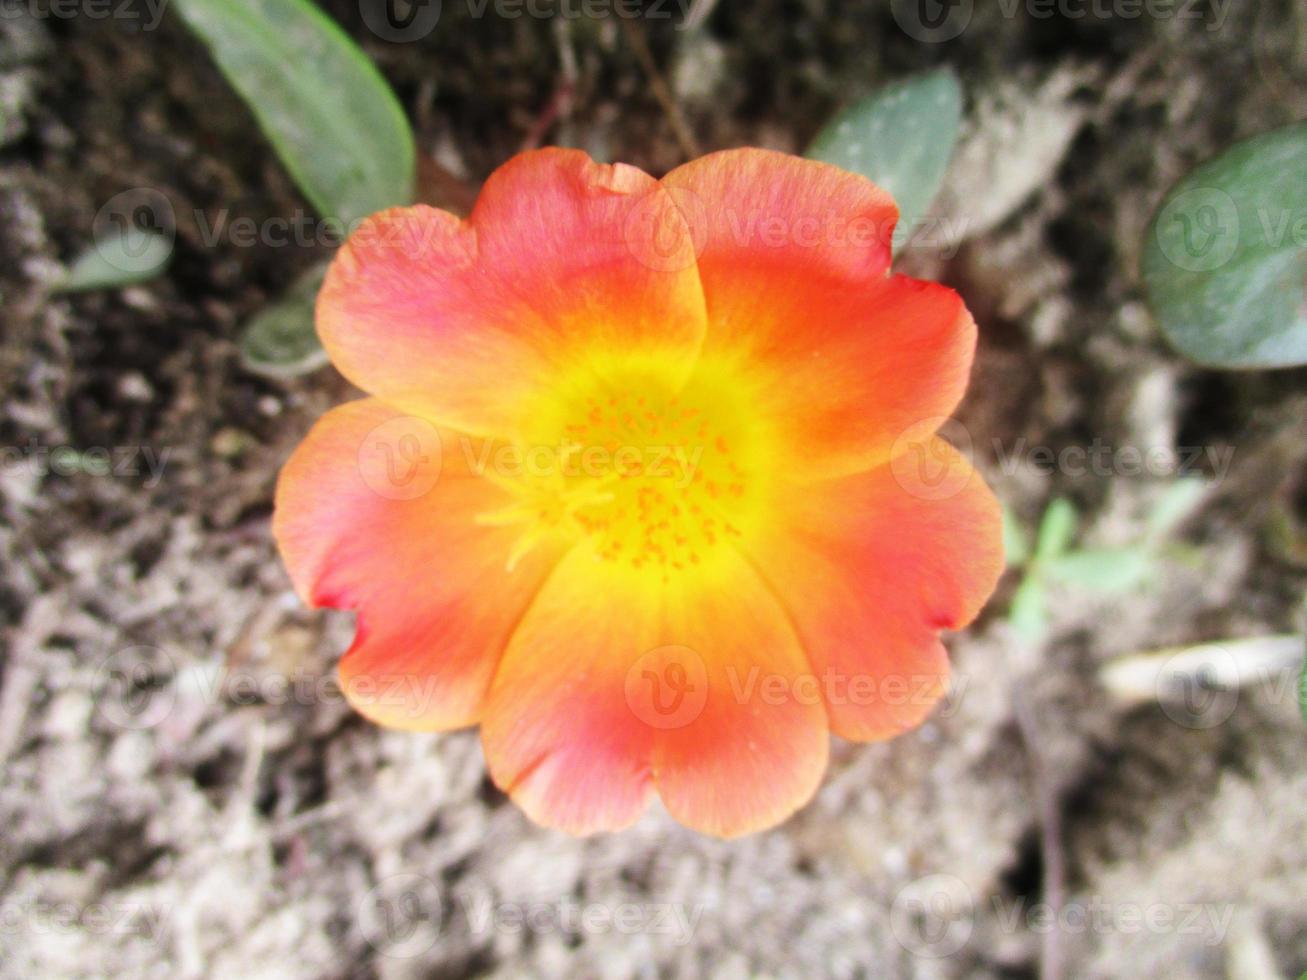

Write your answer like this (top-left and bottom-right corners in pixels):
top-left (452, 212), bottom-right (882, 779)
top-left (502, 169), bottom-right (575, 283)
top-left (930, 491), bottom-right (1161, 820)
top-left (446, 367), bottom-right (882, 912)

top-left (1143, 121), bottom-right (1307, 368)
top-left (173, 0), bottom-right (415, 228)
top-left (807, 68), bottom-right (963, 254)
top-left (239, 263), bottom-right (330, 377)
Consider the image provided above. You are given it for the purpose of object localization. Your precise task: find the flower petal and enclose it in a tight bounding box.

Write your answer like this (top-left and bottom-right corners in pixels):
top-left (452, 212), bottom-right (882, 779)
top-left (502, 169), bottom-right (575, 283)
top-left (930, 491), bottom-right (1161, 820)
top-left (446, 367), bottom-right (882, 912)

top-left (650, 562), bottom-right (830, 838)
top-left (272, 399), bottom-right (565, 730)
top-left (480, 549), bottom-right (828, 837)
top-left (317, 149), bottom-right (708, 437)
top-left (662, 147), bottom-right (898, 281)
top-left (748, 440), bottom-right (1004, 741)
top-left (664, 150), bottom-right (973, 477)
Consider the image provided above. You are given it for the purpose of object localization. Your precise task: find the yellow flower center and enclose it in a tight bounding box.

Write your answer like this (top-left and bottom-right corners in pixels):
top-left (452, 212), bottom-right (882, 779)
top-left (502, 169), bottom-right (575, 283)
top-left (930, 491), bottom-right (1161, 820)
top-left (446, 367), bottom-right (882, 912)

top-left (478, 353), bottom-right (777, 580)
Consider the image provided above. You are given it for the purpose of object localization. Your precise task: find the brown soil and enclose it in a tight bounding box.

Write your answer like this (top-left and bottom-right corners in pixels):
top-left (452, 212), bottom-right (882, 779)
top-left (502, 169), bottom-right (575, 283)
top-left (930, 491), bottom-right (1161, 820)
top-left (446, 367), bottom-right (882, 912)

top-left (1, 0), bottom-right (1306, 977)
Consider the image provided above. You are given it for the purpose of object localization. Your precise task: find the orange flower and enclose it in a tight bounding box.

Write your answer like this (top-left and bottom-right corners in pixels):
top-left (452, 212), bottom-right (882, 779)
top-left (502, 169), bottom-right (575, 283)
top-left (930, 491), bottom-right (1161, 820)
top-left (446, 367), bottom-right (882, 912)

top-left (273, 148), bottom-right (1003, 838)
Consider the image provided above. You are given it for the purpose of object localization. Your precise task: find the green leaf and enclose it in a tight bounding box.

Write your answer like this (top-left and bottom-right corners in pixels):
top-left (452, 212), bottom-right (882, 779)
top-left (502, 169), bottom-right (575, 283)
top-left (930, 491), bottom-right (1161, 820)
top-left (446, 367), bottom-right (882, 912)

top-left (56, 226), bottom-right (173, 292)
top-left (1299, 653), bottom-right (1307, 725)
top-left (1143, 120), bottom-right (1307, 368)
top-left (1002, 506), bottom-right (1030, 567)
top-left (1034, 498), bottom-right (1077, 560)
top-left (806, 67), bottom-right (963, 254)
top-left (1042, 548), bottom-right (1154, 593)
top-left (239, 263), bottom-right (330, 377)
top-left (173, 0), bottom-right (415, 228)
top-left (1145, 478), bottom-right (1206, 539)
top-left (1009, 574), bottom-right (1046, 645)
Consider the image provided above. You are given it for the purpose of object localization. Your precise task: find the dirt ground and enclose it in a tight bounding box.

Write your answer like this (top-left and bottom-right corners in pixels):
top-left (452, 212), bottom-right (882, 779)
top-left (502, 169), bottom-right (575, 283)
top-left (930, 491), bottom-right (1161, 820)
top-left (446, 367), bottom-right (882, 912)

top-left (2, 0), bottom-right (1306, 977)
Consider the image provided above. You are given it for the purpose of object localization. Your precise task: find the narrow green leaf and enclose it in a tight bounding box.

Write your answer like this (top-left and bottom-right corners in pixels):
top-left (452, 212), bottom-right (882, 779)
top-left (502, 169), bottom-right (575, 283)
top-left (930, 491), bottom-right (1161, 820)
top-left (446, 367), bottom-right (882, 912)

top-left (1042, 548), bottom-right (1154, 593)
top-left (1297, 589), bottom-right (1307, 725)
top-left (56, 226), bottom-right (173, 293)
top-left (239, 263), bottom-right (330, 378)
top-left (173, 0), bottom-right (415, 228)
top-left (1298, 653), bottom-right (1307, 725)
top-left (1009, 574), bottom-right (1046, 645)
top-left (806, 67), bottom-right (963, 254)
top-left (1145, 478), bottom-right (1206, 538)
top-left (1034, 498), bottom-right (1077, 560)
top-left (1143, 120), bottom-right (1307, 368)
top-left (1002, 506), bottom-right (1030, 567)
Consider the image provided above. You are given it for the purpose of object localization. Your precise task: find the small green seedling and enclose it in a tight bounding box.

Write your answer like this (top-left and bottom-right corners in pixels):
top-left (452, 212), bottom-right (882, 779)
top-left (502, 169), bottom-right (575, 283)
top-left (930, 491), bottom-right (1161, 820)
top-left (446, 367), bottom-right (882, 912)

top-left (1005, 479), bottom-right (1206, 645)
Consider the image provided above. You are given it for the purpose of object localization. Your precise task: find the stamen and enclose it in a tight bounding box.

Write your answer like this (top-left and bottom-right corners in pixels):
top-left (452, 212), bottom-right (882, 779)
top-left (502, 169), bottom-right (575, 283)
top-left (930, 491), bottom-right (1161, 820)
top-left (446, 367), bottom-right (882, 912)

top-left (475, 366), bottom-right (761, 576)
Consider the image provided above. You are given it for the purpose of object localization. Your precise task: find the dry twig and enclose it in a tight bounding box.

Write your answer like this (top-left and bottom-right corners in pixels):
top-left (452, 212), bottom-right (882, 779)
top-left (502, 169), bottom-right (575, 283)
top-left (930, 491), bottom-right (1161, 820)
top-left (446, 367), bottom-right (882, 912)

top-left (620, 18), bottom-right (700, 160)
